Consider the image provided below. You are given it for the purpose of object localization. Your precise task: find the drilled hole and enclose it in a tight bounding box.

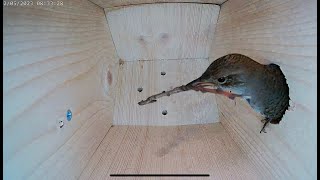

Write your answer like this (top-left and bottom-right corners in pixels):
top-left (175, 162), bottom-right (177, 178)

top-left (162, 110), bottom-right (168, 115)
top-left (137, 87), bottom-right (143, 92)
top-left (161, 72), bottom-right (166, 76)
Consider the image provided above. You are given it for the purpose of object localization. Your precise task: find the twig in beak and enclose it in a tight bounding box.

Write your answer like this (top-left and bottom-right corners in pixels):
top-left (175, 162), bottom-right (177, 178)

top-left (138, 85), bottom-right (192, 105)
top-left (137, 81), bottom-right (240, 106)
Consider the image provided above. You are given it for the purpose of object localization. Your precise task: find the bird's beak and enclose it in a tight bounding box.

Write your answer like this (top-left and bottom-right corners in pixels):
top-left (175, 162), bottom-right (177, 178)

top-left (186, 77), bottom-right (217, 88)
top-left (193, 82), bottom-right (217, 88)
top-left (186, 78), bottom-right (217, 89)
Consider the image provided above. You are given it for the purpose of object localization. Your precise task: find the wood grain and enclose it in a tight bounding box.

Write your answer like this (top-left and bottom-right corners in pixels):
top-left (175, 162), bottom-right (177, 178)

top-left (211, 0), bottom-right (317, 179)
top-left (89, 0), bottom-right (227, 9)
top-left (113, 59), bottom-right (219, 125)
top-left (106, 3), bottom-right (220, 61)
top-left (28, 104), bottom-right (112, 180)
top-left (4, 0), bottom-right (317, 179)
top-left (3, 0), bottom-right (119, 179)
top-left (78, 125), bottom-right (129, 180)
top-left (83, 123), bottom-right (263, 180)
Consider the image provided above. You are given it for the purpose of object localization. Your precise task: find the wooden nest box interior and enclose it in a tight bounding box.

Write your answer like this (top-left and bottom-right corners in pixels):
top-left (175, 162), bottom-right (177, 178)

top-left (4, 0), bottom-right (316, 179)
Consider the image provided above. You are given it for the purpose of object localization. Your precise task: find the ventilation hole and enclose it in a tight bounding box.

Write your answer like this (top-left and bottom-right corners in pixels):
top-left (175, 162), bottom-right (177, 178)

top-left (161, 72), bottom-right (166, 76)
top-left (162, 110), bottom-right (168, 115)
top-left (137, 87), bottom-right (143, 92)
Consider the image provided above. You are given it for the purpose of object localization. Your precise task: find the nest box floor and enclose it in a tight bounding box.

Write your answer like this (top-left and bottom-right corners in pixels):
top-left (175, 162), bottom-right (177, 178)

top-left (80, 123), bottom-right (262, 179)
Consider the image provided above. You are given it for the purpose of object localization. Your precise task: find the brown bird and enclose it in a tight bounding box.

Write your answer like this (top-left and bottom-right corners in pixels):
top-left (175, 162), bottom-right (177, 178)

top-left (139, 53), bottom-right (290, 133)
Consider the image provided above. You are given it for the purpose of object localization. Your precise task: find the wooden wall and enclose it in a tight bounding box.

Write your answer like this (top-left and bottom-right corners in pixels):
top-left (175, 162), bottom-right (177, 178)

top-left (106, 3), bottom-right (220, 61)
top-left (107, 3), bottom-right (221, 125)
top-left (113, 59), bottom-right (219, 125)
top-left (3, 0), bottom-right (119, 179)
top-left (89, 0), bottom-right (227, 9)
top-left (4, 0), bottom-right (317, 179)
top-left (211, 0), bottom-right (317, 179)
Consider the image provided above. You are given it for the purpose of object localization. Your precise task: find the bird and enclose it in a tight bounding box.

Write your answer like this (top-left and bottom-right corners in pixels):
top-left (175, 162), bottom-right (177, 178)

top-left (186, 53), bottom-right (290, 133)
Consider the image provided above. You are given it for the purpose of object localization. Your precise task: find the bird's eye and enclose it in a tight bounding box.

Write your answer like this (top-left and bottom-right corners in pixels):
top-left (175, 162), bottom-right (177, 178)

top-left (217, 77), bottom-right (226, 83)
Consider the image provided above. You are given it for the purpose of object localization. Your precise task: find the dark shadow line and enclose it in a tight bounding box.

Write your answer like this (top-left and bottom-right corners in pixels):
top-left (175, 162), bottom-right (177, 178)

top-left (110, 174), bottom-right (210, 177)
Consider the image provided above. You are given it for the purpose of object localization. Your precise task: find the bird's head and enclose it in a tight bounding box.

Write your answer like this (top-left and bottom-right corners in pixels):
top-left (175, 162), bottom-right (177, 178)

top-left (188, 54), bottom-right (261, 95)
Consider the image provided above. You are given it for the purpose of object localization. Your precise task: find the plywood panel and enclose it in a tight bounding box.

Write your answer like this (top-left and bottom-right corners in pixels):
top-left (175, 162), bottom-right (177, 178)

top-left (85, 124), bottom-right (263, 180)
top-left (3, 0), bottom-right (119, 179)
top-left (113, 59), bottom-right (219, 125)
top-left (28, 104), bottom-right (112, 180)
top-left (211, 0), bottom-right (317, 179)
top-left (217, 97), bottom-right (312, 179)
top-left (89, 0), bottom-right (227, 9)
top-left (106, 3), bottom-right (220, 61)
top-left (79, 126), bottom-right (129, 180)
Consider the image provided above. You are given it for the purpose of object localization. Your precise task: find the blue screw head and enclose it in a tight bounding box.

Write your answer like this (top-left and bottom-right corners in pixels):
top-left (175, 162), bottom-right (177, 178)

top-left (66, 109), bottom-right (72, 121)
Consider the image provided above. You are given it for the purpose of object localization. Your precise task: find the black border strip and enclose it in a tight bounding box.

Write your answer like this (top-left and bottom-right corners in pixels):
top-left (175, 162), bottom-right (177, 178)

top-left (110, 174), bottom-right (210, 177)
